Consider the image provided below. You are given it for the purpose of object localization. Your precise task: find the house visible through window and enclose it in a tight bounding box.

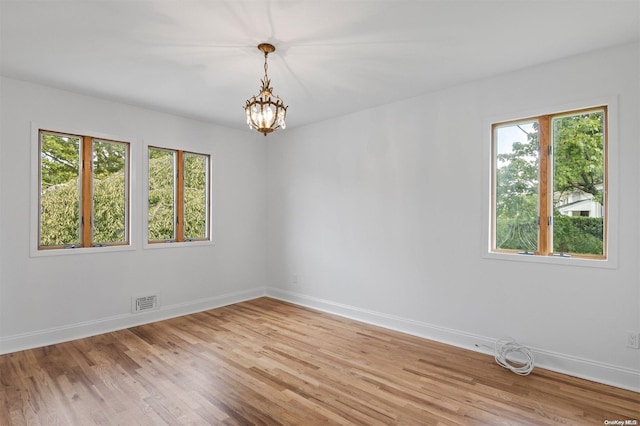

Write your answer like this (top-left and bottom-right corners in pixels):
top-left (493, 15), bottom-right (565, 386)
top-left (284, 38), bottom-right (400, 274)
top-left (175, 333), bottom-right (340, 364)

top-left (148, 147), bottom-right (210, 243)
top-left (38, 130), bottom-right (130, 249)
top-left (491, 106), bottom-right (607, 258)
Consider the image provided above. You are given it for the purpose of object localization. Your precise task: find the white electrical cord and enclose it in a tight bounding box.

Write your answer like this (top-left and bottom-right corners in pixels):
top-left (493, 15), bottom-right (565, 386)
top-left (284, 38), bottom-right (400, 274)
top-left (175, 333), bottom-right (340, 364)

top-left (494, 337), bottom-right (535, 375)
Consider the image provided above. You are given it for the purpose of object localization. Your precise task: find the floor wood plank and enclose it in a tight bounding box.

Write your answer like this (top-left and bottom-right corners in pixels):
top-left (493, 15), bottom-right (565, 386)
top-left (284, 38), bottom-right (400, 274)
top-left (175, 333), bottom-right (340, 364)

top-left (1, 297), bottom-right (638, 425)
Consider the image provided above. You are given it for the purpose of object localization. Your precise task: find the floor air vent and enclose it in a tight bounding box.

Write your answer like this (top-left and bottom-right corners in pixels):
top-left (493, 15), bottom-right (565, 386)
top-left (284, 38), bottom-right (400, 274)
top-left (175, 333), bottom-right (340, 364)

top-left (133, 295), bottom-right (158, 313)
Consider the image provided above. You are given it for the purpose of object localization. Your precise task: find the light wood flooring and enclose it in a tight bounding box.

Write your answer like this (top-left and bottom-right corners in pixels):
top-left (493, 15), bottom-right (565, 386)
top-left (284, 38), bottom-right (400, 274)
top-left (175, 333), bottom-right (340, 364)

top-left (1, 297), bottom-right (638, 425)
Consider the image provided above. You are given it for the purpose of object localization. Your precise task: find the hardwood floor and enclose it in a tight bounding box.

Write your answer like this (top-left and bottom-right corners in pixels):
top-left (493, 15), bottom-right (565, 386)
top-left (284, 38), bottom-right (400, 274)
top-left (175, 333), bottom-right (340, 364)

top-left (1, 298), bottom-right (638, 425)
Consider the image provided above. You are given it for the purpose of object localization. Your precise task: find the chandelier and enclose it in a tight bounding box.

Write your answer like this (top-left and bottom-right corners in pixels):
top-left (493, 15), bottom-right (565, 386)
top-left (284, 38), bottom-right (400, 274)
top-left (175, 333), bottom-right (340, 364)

top-left (244, 43), bottom-right (288, 136)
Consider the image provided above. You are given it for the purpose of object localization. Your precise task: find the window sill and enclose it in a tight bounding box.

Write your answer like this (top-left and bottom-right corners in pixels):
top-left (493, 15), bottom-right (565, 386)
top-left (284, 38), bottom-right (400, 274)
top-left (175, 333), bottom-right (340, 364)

top-left (143, 239), bottom-right (215, 250)
top-left (30, 244), bottom-right (136, 258)
top-left (483, 251), bottom-right (616, 269)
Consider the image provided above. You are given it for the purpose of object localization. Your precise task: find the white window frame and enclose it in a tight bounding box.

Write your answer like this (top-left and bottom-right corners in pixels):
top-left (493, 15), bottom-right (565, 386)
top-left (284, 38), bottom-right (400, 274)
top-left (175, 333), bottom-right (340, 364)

top-left (481, 97), bottom-right (618, 269)
top-left (143, 142), bottom-right (214, 250)
top-left (30, 122), bottom-right (137, 257)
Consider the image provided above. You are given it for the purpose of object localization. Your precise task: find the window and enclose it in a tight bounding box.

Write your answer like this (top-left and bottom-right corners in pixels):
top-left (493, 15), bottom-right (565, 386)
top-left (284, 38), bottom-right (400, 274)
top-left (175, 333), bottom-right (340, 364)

top-left (148, 147), bottom-right (210, 243)
top-left (491, 107), bottom-right (607, 259)
top-left (38, 130), bottom-right (130, 249)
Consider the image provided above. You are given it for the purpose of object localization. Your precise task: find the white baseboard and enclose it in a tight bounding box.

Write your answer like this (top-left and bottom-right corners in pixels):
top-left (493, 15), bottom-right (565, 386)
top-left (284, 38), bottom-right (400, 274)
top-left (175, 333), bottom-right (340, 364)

top-left (0, 287), bottom-right (266, 355)
top-left (266, 287), bottom-right (640, 393)
top-left (4, 286), bottom-right (637, 393)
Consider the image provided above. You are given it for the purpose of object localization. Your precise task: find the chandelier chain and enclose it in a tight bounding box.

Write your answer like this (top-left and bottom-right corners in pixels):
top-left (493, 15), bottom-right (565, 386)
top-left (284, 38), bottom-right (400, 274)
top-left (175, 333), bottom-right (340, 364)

top-left (263, 52), bottom-right (269, 81)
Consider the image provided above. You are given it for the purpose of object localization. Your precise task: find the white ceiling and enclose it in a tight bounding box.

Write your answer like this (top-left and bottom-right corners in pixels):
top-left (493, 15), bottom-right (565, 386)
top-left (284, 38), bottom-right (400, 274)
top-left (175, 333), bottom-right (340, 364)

top-left (1, 1), bottom-right (638, 132)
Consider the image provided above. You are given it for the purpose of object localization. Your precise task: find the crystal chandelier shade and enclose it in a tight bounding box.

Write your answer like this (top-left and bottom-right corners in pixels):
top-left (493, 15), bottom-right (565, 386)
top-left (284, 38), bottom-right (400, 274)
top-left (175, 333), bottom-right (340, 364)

top-left (244, 43), bottom-right (287, 136)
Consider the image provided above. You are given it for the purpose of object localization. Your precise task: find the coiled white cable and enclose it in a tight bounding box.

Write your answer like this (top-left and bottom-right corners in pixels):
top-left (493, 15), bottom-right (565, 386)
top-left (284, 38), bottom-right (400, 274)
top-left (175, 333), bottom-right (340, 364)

top-left (494, 337), bottom-right (535, 375)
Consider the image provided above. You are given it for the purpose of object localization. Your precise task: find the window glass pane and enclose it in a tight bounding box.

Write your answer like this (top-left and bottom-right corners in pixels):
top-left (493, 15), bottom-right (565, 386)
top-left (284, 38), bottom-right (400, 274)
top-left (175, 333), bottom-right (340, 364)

top-left (183, 152), bottom-right (209, 240)
top-left (494, 121), bottom-right (539, 252)
top-left (39, 132), bottom-right (81, 247)
top-left (148, 148), bottom-right (176, 241)
top-left (92, 140), bottom-right (128, 245)
top-left (552, 110), bottom-right (605, 255)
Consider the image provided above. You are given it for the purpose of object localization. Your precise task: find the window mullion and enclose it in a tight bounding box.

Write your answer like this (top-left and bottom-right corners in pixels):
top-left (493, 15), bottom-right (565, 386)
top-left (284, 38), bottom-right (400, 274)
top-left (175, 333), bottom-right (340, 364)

top-left (175, 150), bottom-right (185, 242)
top-left (81, 136), bottom-right (93, 247)
top-left (538, 116), bottom-right (551, 255)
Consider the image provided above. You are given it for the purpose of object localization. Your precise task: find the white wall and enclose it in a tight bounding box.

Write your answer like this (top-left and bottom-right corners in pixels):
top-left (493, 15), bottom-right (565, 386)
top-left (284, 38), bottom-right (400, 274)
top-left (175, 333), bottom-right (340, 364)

top-left (266, 43), bottom-right (640, 390)
top-left (0, 77), bottom-right (268, 352)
